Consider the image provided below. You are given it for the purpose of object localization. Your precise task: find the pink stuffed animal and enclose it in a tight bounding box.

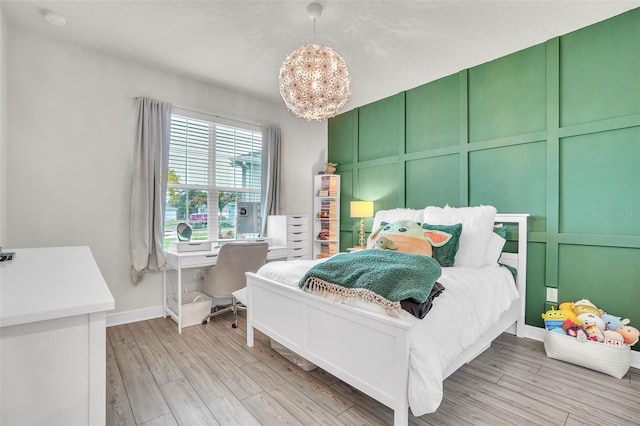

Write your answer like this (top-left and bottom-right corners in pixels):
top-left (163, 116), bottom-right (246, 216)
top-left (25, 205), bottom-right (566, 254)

top-left (617, 325), bottom-right (639, 345)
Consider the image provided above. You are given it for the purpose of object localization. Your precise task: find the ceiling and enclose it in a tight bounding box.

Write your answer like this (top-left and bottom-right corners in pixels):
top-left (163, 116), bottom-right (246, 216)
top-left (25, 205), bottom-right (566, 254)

top-left (2, 1), bottom-right (639, 112)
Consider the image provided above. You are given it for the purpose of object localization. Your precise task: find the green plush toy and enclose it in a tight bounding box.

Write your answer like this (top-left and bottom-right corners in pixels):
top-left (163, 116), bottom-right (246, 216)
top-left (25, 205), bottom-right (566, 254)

top-left (369, 220), bottom-right (452, 257)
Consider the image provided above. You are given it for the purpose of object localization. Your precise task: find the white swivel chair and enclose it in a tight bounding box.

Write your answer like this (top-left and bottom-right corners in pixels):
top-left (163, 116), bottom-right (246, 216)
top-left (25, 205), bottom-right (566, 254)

top-left (202, 241), bottom-right (268, 328)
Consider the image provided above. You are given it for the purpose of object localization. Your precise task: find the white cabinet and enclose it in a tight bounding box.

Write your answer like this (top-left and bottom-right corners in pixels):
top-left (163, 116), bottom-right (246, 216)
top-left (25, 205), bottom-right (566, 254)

top-left (267, 215), bottom-right (310, 260)
top-left (313, 174), bottom-right (340, 259)
top-left (0, 246), bottom-right (114, 426)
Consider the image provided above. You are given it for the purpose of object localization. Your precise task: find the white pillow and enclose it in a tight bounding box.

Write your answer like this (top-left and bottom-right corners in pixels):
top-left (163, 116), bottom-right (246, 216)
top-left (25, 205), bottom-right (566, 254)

top-left (368, 208), bottom-right (424, 248)
top-left (485, 232), bottom-right (507, 265)
top-left (422, 205), bottom-right (497, 267)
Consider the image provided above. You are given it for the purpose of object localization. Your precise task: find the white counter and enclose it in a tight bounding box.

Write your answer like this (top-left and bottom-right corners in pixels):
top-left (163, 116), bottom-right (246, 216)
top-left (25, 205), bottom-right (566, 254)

top-left (0, 246), bottom-right (115, 327)
top-left (0, 246), bottom-right (115, 426)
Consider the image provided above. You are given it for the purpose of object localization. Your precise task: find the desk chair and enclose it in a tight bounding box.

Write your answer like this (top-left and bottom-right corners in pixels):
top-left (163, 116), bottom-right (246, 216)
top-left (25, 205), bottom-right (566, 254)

top-left (202, 241), bottom-right (268, 328)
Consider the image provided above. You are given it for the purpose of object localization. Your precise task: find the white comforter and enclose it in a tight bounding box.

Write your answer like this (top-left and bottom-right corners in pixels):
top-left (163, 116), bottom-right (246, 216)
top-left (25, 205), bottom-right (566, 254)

top-left (255, 256), bottom-right (519, 416)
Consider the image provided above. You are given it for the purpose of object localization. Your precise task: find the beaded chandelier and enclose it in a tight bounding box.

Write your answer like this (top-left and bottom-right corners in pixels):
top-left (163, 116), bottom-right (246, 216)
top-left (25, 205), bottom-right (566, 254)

top-left (279, 3), bottom-right (350, 121)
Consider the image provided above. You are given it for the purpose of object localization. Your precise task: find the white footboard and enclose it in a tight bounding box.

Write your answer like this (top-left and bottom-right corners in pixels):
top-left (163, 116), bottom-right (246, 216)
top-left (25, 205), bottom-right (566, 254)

top-left (246, 272), bottom-right (412, 426)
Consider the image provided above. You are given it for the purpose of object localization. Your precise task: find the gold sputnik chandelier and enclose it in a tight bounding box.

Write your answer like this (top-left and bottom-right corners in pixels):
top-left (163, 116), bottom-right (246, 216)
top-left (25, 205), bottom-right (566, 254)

top-left (279, 3), bottom-right (351, 121)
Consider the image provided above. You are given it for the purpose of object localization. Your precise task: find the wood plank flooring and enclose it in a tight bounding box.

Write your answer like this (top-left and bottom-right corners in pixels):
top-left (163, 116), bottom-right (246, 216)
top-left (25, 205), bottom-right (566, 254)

top-left (107, 314), bottom-right (640, 426)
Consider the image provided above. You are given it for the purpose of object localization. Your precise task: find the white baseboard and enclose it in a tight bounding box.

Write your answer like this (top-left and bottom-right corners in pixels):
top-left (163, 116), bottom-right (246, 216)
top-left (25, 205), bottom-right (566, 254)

top-left (106, 305), bottom-right (164, 327)
top-left (523, 324), bottom-right (640, 370)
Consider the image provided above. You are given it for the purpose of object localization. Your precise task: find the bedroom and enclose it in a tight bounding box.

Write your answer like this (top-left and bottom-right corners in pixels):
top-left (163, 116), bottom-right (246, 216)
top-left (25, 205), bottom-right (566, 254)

top-left (0, 1), bottom-right (638, 425)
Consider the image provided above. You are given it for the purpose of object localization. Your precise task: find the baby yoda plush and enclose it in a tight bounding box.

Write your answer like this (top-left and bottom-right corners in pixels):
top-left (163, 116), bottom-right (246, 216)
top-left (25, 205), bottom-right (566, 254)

top-left (369, 220), bottom-right (452, 257)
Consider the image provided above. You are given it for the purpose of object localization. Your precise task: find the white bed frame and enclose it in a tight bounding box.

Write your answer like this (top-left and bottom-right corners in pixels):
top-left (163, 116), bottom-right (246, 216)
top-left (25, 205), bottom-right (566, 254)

top-left (245, 214), bottom-right (529, 426)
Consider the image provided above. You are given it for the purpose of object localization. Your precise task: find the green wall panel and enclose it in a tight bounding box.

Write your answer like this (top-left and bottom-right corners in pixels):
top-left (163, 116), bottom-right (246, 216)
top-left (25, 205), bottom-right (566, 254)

top-left (339, 169), bottom-right (354, 223)
top-left (340, 230), bottom-right (355, 253)
top-left (558, 244), bottom-right (640, 327)
top-left (339, 169), bottom-right (356, 250)
top-left (469, 142), bottom-right (547, 232)
top-left (559, 127), bottom-right (640, 235)
top-left (358, 94), bottom-right (403, 162)
top-left (405, 155), bottom-right (459, 208)
top-left (525, 242), bottom-right (547, 328)
top-left (328, 9), bottom-right (640, 341)
top-left (405, 75), bottom-right (459, 153)
top-left (358, 163), bottom-right (401, 211)
top-left (560, 9), bottom-right (640, 127)
top-left (468, 44), bottom-right (547, 142)
top-left (328, 109), bottom-right (357, 166)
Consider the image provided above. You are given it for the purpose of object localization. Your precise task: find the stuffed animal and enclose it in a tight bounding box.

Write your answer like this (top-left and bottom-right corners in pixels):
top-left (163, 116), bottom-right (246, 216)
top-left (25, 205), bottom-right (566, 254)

top-left (559, 302), bottom-right (573, 311)
top-left (572, 299), bottom-right (604, 317)
top-left (542, 307), bottom-right (573, 322)
top-left (368, 220), bottom-right (452, 257)
top-left (577, 313), bottom-right (606, 331)
top-left (601, 313), bottom-right (630, 331)
top-left (561, 319), bottom-right (584, 338)
top-left (584, 325), bottom-right (605, 342)
top-left (602, 329), bottom-right (625, 343)
top-left (373, 236), bottom-right (398, 251)
top-left (558, 307), bottom-right (578, 322)
top-left (617, 325), bottom-right (640, 346)
top-left (542, 307), bottom-right (569, 332)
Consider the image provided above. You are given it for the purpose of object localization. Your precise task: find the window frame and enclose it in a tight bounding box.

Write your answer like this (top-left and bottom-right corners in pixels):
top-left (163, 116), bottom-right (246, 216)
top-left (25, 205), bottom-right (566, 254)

top-left (165, 107), bottom-right (262, 244)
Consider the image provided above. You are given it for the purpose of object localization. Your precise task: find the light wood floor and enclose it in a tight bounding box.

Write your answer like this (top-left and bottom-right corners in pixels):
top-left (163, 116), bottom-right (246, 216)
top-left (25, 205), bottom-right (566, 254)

top-left (107, 314), bottom-right (640, 426)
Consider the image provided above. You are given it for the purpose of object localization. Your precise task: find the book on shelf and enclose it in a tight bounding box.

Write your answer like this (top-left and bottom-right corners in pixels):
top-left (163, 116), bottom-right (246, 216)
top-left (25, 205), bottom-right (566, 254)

top-left (317, 241), bottom-right (338, 258)
top-left (319, 175), bottom-right (338, 197)
top-left (317, 199), bottom-right (338, 219)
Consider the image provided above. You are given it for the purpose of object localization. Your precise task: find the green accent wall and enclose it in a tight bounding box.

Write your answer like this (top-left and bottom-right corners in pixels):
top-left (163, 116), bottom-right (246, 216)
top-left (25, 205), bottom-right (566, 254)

top-left (328, 9), bottom-right (640, 345)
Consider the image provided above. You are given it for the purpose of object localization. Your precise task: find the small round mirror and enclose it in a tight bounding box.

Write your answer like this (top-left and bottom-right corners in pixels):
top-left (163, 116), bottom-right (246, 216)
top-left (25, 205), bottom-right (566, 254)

top-left (176, 222), bottom-right (192, 241)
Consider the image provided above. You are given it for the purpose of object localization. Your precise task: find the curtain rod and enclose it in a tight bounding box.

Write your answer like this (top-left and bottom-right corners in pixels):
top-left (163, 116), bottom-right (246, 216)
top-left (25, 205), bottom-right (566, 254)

top-left (128, 94), bottom-right (264, 128)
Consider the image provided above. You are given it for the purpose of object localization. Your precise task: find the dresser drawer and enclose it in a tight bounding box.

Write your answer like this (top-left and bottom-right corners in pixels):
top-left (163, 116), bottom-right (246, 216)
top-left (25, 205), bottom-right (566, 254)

top-left (287, 223), bottom-right (308, 234)
top-left (288, 246), bottom-right (309, 256)
top-left (288, 215), bottom-right (308, 225)
top-left (287, 239), bottom-right (308, 249)
top-left (289, 253), bottom-right (309, 260)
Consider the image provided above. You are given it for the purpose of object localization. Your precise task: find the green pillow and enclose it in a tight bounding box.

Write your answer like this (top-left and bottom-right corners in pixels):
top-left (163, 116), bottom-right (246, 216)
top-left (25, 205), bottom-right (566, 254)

top-left (494, 223), bottom-right (508, 239)
top-left (421, 222), bottom-right (462, 267)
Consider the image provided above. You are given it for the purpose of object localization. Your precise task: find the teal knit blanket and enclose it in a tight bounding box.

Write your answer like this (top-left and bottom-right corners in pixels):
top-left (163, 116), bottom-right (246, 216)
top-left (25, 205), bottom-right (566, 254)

top-left (299, 250), bottom-right (442, 313)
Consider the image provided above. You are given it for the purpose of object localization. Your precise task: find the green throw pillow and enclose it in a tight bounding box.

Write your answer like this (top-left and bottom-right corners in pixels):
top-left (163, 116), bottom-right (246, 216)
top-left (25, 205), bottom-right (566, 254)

top-left (494, 223), bottom-right (508, 239)
top-left (421, 222), bottom-right (462, 267)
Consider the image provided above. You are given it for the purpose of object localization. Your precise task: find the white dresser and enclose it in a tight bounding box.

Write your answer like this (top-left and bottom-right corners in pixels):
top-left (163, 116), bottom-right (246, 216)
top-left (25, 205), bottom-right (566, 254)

top-left (267, 215), bottom-right (310, 260)
top-left (0, 246), bottom-right (114, 426)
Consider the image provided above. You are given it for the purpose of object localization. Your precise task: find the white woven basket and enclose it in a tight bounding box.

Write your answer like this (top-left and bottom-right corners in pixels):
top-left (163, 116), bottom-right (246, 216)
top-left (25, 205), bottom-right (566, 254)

top-left (543, 331), bottom-right (631, 379)
top-left (168, 291), bottom-right (212, 328)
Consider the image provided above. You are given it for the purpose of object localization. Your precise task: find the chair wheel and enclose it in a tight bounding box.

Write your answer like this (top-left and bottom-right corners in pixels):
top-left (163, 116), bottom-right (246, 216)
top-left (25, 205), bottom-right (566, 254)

top-left (202, 319), bottom-right (208, 325)
top-left (232, 323), bottom-right (237, 329)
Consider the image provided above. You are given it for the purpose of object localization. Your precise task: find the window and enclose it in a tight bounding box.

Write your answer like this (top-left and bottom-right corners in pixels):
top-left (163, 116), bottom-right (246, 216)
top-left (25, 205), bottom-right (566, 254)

top-left (164, 109), bottom-right (262, 247)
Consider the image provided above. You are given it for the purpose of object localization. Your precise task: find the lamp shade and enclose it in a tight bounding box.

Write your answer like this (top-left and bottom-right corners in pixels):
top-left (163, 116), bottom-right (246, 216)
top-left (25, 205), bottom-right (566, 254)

top-left (350, 201), bottom-right (374, 218)
top-left (279, 44), bottom-right (351, 121)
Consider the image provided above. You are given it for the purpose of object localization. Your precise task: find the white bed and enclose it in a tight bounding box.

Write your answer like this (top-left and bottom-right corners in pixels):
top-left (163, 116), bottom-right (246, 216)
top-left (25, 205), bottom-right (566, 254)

top-left (245, 213), bottom-right (528, 426)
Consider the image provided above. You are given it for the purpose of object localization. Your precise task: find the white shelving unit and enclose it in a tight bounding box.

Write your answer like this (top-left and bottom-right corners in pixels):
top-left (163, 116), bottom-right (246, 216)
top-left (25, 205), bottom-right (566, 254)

top-left (267, 215), bottom-right (310, 260)
top-left (312, 174), bottom-right (340, 259)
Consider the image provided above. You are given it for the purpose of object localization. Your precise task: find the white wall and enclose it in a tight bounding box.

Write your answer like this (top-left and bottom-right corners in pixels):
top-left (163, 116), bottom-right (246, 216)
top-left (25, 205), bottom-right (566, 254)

top-left (0, 6), bottom-right (7, 245)
top-left (5, 27), bottom-right (326, 314)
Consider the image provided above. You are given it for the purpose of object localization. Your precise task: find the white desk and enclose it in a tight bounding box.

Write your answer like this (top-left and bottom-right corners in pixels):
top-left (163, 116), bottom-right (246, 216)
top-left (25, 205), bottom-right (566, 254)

top-left (163, 244), bottom-right (287, 333)
top-left (0, 246), bottom-right (115, 426)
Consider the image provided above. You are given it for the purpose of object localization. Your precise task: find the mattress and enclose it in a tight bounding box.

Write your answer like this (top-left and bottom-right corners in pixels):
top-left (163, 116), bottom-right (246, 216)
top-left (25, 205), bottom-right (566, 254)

top-left (255, 254), bottom-right (519, 415)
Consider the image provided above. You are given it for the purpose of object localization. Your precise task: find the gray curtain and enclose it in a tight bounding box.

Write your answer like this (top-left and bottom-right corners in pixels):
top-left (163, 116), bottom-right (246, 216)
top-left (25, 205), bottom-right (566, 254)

top-left (130, 97), bottom-right (172, 283)
top-left (260, 126), bottom-right (282, 236)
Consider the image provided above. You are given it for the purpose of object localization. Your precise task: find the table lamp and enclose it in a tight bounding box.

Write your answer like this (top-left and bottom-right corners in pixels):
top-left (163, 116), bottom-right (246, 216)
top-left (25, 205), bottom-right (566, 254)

top-left (350, 201), bottom-right (374, 248)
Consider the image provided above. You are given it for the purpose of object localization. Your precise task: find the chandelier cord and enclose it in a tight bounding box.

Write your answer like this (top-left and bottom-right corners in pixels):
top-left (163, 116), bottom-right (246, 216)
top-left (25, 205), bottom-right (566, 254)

top-left (313, 17), bottom-right (316, 43)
